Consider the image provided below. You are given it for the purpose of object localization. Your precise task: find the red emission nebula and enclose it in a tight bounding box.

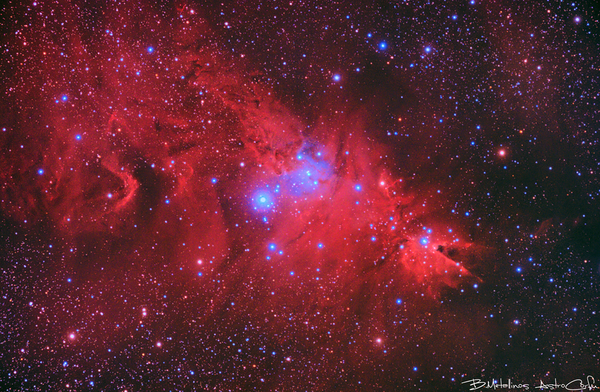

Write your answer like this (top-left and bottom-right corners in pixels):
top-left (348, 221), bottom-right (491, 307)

top-left (1, 0), bottom-right (599, 391)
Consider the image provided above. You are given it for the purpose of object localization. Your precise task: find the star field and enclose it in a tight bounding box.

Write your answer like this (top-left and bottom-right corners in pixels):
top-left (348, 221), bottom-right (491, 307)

top-left (0, 0), bottom-right (599, 390)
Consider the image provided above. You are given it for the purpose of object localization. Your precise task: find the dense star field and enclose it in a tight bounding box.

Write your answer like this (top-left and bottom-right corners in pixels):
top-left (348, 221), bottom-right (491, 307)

top-left (1, 0), bottom-right (599, 390)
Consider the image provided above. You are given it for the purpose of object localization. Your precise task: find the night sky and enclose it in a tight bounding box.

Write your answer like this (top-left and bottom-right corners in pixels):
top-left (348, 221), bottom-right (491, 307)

top-left (1, 0), bottom-right (599, 390)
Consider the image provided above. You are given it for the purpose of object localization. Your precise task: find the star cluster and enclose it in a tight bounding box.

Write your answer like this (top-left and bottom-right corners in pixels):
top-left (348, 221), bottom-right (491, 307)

top-left (0, 0), bottom-right (599, 390)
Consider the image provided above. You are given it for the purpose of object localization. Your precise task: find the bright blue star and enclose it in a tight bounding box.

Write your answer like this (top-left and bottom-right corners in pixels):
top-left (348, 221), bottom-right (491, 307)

top-left (37, 168), bottom-right (44, 175)
top-left (420, 238), bottom-right (428, 245)
top-left (75, 134), bottom-right (82, 140)
top-left (253, 190), bottom-right (274, 211)
top-left (211, 178), bottom-right (217, 184)
top-left (332, 74), bottom-right (341, 82)
top-left (147, 46), bottom-right (154, 53)
top-left (379, 42), bottom-right (387, 50)
top-left (61, 95), bottom-right (68, 102)
top-left (396, 299), bottom-right (402, 304)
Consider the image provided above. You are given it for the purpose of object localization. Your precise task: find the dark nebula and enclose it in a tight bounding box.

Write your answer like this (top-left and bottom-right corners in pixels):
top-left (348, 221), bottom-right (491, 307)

top-left (1, 0), bottom-right (599, 390)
